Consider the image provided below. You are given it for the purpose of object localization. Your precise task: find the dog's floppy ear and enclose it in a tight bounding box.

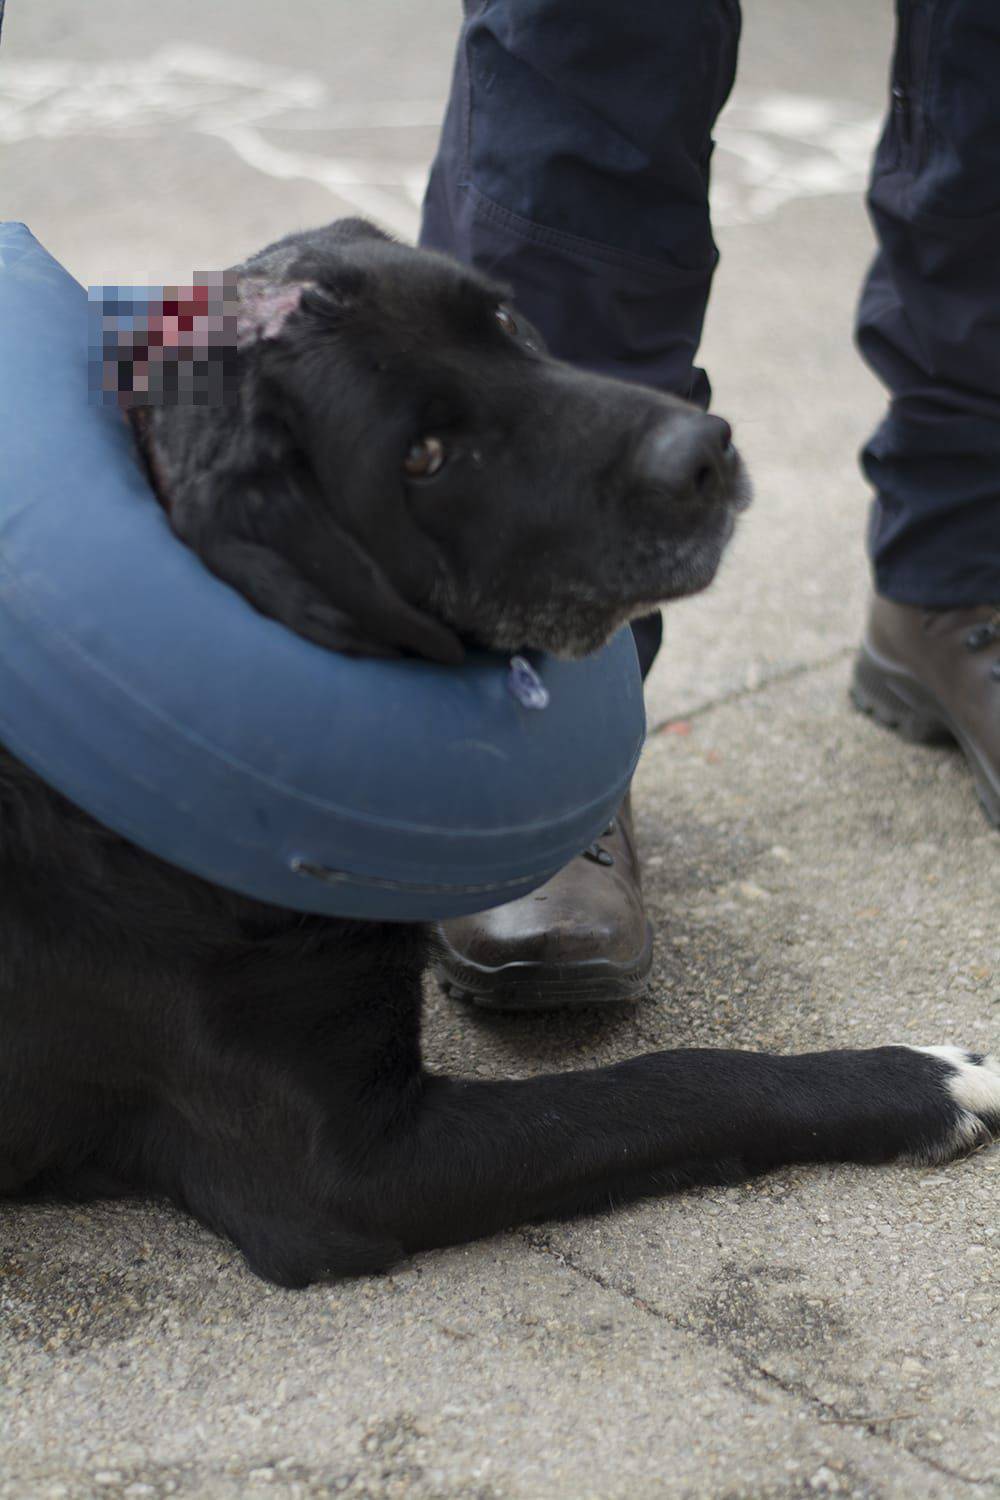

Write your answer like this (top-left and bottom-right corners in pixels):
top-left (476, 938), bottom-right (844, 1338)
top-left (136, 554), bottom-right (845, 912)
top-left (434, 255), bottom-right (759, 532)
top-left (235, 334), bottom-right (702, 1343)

top-left (236, 278), bottom-right (318, 350)
top-left (171, 469), bottom-right (466, 666)
top-left (236, 269), bottom-right (370, 349)
top-left (234, 217), bottom-right (390, 348)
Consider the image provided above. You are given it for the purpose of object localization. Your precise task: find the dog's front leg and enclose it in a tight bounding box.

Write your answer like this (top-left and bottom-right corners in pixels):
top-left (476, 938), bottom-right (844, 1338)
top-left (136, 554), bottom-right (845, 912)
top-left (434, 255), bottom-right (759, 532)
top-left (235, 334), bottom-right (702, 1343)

top-left (166, 927), bottom-right (997, 1286)
top-left (353, 1044), bottom-right (999, 1261)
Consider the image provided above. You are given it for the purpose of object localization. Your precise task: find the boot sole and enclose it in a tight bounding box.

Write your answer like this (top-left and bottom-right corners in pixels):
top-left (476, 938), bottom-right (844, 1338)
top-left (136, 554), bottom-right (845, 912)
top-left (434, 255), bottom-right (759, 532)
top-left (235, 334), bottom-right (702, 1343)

top-left (434, 920), bottom-right (655, 1011)
top-left (850, 642), bottom-right (1000, 829)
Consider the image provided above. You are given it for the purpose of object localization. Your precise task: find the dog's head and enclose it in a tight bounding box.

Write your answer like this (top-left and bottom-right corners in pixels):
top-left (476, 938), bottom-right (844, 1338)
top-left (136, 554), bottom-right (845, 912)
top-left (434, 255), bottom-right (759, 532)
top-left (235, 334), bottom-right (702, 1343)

top-left (133, 218), bottom-right (750, 664)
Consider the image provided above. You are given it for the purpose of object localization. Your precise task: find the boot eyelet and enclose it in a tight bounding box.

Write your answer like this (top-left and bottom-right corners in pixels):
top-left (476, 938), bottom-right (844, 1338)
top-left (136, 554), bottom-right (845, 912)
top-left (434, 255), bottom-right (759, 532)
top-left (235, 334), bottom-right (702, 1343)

top-left (966, 624), bottom-right (998, 650)
top-left (583, 843), bottom-right (615, 867)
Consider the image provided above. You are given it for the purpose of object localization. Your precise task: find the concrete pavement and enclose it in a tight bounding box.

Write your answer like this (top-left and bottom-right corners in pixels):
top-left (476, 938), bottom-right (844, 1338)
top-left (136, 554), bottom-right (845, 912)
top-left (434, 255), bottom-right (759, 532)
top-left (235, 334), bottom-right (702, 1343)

top-left (1, 3), bottom-right (997, 1496)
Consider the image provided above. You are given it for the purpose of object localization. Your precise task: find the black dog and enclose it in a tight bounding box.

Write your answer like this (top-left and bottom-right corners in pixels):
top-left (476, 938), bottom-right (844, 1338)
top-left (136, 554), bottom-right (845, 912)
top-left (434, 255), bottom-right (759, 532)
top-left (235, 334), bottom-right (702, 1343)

top-left (1, 219), bottom-right (997, 1287)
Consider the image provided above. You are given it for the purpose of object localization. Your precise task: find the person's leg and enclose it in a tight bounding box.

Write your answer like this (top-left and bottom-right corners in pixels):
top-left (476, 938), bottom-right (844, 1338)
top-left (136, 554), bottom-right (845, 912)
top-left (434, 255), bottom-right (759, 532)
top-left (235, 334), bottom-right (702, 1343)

top-left (422, 0), bottom-right (742, 1005)
top-left (857, 0), bottom-right (1000, 605)
top-left (420, 0), bottom-right (742, 680)
top-left (852, 0), bottom-right (1000, 827)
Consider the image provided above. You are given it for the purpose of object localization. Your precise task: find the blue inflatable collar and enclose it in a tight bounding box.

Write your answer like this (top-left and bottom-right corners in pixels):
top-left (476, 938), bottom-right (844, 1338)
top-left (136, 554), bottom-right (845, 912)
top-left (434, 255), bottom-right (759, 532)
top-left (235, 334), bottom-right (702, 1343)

top-left (0, 223), bottom-right (645, 920)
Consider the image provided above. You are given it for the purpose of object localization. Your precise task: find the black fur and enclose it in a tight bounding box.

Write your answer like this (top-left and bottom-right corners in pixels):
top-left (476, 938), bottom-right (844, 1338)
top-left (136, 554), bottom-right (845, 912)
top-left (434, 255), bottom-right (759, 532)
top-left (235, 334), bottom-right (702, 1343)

top-left (1, 218), bottom-right (996, 1286)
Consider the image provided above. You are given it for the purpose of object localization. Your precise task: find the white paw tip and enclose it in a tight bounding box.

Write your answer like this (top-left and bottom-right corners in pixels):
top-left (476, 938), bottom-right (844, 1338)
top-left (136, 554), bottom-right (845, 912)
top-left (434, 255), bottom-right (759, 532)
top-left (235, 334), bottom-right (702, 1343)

top-left (905, 1045), bottom-right (1000, 1156)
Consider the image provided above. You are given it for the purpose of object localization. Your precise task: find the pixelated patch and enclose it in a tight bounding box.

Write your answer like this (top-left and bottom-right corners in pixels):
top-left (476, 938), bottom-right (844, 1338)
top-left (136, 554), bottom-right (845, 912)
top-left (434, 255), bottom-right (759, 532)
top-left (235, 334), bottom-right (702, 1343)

top-left (87, 271), bottom-right (239, 410)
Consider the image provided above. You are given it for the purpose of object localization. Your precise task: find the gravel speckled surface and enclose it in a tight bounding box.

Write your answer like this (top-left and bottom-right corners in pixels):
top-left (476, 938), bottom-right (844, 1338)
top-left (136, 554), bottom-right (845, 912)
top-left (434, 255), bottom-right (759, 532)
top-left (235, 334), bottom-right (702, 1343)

top-left (1, 2), bottom-right (997, 1496)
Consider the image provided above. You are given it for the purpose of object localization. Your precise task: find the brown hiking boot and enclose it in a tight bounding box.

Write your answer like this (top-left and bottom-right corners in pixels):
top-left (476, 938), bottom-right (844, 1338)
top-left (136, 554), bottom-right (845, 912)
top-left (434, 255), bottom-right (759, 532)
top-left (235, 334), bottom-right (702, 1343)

top-left (433, 791), bottom-right (653, 1009)
top-left (851, 597), bottom-right (1000, 828)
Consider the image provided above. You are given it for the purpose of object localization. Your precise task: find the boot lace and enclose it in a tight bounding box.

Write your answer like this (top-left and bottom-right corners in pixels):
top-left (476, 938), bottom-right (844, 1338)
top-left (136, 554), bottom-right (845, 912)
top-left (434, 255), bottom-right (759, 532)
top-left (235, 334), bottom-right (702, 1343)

top-left (582, 818), bottom-right (617, 866)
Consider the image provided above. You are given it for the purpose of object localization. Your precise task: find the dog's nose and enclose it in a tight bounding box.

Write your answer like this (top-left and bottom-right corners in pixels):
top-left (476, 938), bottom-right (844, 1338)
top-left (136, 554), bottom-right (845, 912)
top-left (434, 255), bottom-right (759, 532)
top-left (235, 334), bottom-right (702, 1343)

top-left (635, 413), bottom-right (734, 503)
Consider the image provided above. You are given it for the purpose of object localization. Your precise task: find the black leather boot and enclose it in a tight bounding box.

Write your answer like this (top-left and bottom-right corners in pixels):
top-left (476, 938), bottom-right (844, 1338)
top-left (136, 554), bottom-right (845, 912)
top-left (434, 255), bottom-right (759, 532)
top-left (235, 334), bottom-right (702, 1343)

top-left (434, 792), bottom-right (653, 1009)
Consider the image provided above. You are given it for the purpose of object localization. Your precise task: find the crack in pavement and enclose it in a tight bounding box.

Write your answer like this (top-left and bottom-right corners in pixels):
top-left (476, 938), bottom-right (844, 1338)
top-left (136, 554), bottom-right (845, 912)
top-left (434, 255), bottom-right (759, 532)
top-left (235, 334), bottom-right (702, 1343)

top-left (649, 644), bottom-right (856, 737)
top-left (519, 1229), bottom-right (997, 1492)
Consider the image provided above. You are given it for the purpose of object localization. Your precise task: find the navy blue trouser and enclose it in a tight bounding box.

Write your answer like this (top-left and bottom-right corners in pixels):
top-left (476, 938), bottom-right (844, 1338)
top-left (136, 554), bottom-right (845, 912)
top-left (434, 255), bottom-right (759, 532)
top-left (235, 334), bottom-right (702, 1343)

top-left (419, 0), bottom-right (1000, 678)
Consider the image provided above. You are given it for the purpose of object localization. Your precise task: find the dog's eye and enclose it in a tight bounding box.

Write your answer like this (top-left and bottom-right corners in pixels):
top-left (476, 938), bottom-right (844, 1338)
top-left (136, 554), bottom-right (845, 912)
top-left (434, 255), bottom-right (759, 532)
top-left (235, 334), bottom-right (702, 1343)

top-left (496, 304), bottom-right (541, 353)
top-left (404, 436), bottom-right (447, 479)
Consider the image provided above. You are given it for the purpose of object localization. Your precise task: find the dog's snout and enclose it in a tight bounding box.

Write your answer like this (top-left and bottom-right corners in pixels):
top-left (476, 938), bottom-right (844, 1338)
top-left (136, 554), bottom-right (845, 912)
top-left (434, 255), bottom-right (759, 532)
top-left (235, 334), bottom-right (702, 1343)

top-left (636, 413), bottom-right (734, 503)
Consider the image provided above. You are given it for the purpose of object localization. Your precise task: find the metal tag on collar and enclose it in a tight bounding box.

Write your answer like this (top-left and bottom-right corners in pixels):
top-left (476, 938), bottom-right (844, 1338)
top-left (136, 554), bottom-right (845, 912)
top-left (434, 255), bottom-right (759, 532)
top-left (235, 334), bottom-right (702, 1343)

top-left (507, 654), bottom-right (550, 710)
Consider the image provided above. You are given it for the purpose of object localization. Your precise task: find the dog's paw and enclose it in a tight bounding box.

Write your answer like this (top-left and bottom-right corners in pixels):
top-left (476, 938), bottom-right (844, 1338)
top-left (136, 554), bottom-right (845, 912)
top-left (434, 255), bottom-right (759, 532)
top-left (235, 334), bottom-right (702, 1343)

top-left (899, 1045), bottom-right (1000, 1165)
